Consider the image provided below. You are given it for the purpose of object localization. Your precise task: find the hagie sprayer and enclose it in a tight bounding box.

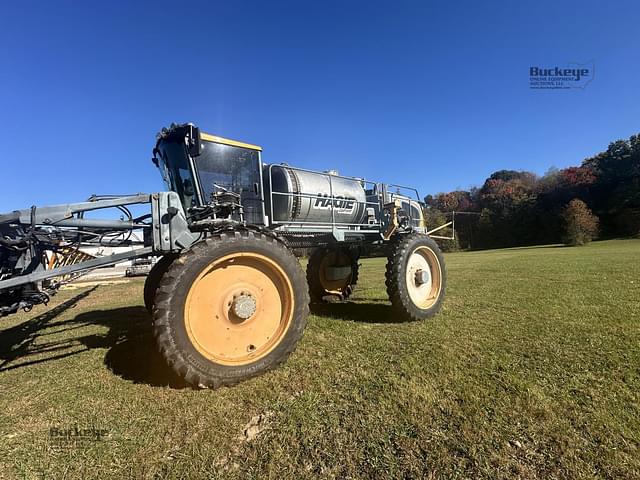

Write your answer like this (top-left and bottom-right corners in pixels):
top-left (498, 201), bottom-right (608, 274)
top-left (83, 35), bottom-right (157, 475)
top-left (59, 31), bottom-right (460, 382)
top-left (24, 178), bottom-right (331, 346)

top-left (0, 124), bottom-right (448, 387)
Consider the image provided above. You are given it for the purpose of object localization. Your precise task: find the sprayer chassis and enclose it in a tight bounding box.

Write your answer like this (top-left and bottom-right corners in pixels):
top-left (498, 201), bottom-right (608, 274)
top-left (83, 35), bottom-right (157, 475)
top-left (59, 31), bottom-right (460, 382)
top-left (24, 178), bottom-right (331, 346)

top-left (0, 123), bottom-right (449, 387)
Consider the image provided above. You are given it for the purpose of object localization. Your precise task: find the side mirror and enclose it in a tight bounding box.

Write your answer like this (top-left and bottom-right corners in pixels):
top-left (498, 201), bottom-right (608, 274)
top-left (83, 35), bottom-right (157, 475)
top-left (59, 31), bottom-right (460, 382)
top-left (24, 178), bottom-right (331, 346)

top-left (188, 125), bottom-right (202, 157)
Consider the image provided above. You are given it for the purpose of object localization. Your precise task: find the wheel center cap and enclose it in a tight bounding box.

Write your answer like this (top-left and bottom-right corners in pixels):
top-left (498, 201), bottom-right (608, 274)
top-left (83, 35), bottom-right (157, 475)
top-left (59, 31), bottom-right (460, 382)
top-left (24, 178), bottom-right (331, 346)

top-left (415, 269), bottom-right (430, 286)
top-left (232, 294), bottom-right (257, 320)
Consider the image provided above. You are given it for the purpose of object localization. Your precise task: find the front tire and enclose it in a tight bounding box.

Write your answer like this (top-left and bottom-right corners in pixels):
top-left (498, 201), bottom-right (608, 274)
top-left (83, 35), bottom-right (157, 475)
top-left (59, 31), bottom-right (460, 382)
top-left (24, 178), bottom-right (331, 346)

top-left (152, 230), bottom-right (309, 388)
top-left (385, 234), bottom-right (446, 321)
top-left (143, 254), bottom-right (177, 313)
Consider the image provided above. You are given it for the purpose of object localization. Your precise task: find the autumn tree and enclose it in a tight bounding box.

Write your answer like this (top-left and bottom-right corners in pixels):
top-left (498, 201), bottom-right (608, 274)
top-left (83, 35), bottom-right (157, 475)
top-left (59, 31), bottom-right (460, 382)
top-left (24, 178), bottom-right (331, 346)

top-left (562, 199), bottom-right (599, 246)
top-left (476, 170), bottom-right (538, 247)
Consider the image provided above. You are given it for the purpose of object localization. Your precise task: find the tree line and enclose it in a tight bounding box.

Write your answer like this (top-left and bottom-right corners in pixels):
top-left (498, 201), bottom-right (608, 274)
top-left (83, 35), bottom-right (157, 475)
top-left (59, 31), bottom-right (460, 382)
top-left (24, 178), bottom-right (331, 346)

top-left (424, 132), bottom-right (640, 250)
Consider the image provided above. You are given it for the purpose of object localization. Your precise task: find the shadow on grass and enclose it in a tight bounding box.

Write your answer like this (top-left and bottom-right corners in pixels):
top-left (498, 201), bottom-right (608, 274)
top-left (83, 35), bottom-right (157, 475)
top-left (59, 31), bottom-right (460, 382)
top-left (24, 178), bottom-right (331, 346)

top-left (101, 309), bottom-right (188, 389)
top-left (1, 292), bottom-right (406, 387)
top-left (0, 288), bottom-right (187, 389)
top-left (495, 244), bottom-right (568, 251)
top-left (0, 287), bottom-right (99, 372)
top-left (311, 301), bottom-right (407, 324)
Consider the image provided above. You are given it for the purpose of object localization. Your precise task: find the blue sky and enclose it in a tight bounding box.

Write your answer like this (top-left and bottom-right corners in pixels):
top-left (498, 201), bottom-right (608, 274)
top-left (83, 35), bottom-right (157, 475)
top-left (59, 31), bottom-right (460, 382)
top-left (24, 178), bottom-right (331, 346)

top-left (0, 0), bottom-right (638, 211)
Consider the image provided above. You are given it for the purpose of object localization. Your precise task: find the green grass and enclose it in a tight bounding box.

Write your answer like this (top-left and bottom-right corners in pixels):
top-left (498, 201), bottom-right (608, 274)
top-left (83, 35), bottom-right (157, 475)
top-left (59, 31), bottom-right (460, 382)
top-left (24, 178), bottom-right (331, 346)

top-left (1, 239), bottom-right (639, 479)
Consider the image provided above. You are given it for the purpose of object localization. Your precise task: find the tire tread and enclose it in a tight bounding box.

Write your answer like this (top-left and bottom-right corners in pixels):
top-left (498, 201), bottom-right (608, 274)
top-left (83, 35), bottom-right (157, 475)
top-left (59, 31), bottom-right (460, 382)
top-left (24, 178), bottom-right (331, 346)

top-left (385, 234), bottom-right (446, 321)
top-left (152, 230), bottom-right (309, 388)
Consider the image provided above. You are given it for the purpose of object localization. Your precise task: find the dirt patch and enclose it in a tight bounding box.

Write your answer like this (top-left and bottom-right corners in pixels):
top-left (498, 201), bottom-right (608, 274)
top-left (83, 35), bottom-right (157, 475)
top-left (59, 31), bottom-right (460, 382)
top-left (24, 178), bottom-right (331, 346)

top-left (241, 412), bottom-right (273, 442)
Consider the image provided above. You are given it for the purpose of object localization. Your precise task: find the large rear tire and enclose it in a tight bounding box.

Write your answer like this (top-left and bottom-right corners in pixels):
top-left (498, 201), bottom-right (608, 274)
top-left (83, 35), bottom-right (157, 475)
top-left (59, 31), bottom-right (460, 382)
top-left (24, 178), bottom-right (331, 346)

top-left (385, 234), bottom-right (446, 321)
top-left (306, 247), bottom-right (359, 302)
top-left (143, 254), bottom-right (177, 313)
top-left (152, 230), bottom-right (309, 388)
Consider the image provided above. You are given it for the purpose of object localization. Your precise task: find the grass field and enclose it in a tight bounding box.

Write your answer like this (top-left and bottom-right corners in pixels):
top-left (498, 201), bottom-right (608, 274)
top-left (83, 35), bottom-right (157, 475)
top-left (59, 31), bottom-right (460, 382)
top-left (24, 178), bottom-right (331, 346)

top-left (1, 239), bottom-right (639, 479)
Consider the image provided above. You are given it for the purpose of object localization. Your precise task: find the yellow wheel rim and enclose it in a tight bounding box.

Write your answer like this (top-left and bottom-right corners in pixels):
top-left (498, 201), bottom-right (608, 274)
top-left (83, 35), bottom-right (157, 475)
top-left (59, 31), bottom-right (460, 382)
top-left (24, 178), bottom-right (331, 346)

top-left (184, 252), bottom-right (294, 366)
top-left (318, 251), bottom-right (352, 294)
top-left (405, 246), bottom-right (442, 309)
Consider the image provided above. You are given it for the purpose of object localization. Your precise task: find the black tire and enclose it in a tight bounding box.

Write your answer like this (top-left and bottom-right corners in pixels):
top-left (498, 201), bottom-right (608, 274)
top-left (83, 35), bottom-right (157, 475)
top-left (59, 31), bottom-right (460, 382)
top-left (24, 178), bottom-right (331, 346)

top-left (306, 247), bottom-right (359, 303)
top-left (143, 254), bottom-right (177, 313)
top-left (152, 230), bottom-right (309, 388)
top-left (385, 234), bottom-right (446, 321)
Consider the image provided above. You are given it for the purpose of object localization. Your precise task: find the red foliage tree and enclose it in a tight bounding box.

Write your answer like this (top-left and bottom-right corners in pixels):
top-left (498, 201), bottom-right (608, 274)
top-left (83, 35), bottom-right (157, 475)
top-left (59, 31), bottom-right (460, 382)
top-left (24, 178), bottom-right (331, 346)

top-left (559, 166), bottom-right (596, 187)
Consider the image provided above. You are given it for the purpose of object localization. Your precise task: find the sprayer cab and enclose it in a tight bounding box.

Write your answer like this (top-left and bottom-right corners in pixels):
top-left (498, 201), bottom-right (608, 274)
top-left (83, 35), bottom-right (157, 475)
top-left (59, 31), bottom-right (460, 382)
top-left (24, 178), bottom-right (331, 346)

top-left (153, 123), bottom-right (265, 225)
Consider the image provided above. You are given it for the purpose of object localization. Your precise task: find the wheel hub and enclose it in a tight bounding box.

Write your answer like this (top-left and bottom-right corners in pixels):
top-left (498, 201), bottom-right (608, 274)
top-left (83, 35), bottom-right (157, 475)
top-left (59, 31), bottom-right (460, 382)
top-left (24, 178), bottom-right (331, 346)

top-left (232, 293), bottom-right (257, 320)
top-left (415, 269), bottom-right (430, 286)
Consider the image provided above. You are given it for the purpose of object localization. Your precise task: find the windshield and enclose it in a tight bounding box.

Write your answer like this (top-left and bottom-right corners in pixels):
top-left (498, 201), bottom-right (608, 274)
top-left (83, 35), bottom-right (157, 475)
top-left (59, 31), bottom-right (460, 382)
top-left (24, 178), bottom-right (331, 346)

top-left (156, 142), bottom-right (198, 210)
top-left (195, 141), bottom-right (263, 224)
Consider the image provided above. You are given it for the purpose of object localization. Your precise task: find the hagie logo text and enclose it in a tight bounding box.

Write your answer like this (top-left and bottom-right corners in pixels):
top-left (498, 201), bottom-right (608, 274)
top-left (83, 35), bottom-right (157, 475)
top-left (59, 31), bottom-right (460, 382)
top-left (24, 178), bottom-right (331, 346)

top-left (313, 194), bottom-right (356, 213)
